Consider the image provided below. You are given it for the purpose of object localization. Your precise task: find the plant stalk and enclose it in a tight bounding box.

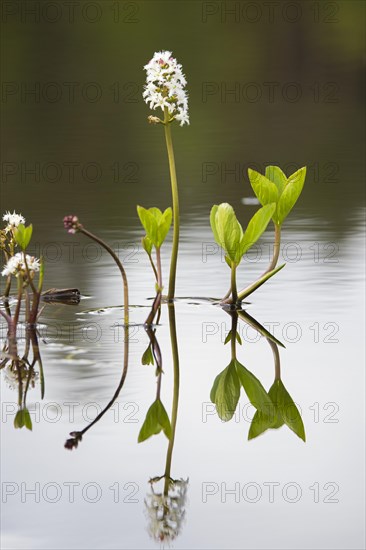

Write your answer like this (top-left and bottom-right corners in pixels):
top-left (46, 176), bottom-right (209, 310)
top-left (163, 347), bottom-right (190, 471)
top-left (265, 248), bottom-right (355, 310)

top-left (80, 227), bottom-right (129, 326)
top-left (164, 108), bottom-right (180, 301)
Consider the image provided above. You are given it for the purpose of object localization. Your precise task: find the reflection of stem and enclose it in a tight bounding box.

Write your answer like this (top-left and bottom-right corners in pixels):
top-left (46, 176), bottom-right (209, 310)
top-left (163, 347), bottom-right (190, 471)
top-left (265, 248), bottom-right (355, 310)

top-left (164, 304), bottom-right (180, 494)
top-left (65, 326), bottom-right (129, 447)
top-left (145, 247), bottom-right (163, 326)
top-left (230, 311), bottom-right (238, 360)
top-left (267, 339), bottom-right (281, 380)
top-left (164, 108), bottom-right (180, 301)
top-left (79, 227), bottom-right (129, 326)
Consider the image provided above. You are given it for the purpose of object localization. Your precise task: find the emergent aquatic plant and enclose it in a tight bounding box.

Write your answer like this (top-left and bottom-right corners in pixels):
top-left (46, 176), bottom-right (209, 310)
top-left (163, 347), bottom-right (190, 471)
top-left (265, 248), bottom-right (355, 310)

top-left (143, 50), bottom-right (189, 300)
top-left (63, 215), bottom-right (129, 326)
top-left (210, 202), bottom-right (284, 306)
top-left (137, 206), bottom-right (172, 325)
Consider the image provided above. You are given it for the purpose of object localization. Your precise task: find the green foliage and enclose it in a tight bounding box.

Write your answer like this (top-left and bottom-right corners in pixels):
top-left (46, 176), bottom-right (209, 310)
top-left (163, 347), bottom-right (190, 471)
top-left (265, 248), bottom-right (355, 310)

top-left (248, 166), bottom-right (306, 226)
top-left (14, 408), bottom-right (32, 430)
top-left (210, 360), bottom-right (241, 421)
top-left (210, 359), bottom-right (274, 423)
top-left (248, 379), bottom-right (305, 441)
top-left (141, 344), bottom-right (154, 365)
top-left (137, 206), bottom-right (172, 249)
top-left (138, 399), bottom-right (172, 442)
top-left (210, 203), bottom-right (275, 266)
top-left (13, 223), bottom-right (33, 251)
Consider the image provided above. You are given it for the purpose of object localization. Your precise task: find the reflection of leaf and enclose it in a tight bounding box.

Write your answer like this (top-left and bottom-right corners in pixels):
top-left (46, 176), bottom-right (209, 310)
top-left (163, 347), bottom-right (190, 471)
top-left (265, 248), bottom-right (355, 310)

top-left (138, 399), bottom-right (172, 443)
top-left (14, 408), bottom-right (32, 430)
top-left (210, 361), bottom-right (240, 421)
top-left (249, 380), bottom-right (305, 441)
top-left (235, 360), bottom-right (273, 414)
top-left (141, 344), bottom-right (154, 365)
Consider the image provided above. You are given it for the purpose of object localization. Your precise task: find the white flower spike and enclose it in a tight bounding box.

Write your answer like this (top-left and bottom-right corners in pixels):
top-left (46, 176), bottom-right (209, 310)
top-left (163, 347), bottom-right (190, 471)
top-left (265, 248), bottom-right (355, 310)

top-left (1, 252), bottom-right (40, 277)
top-left (3, 211), bottom-right (25, 233)
top-left (143, 51), bottom-right (189, 126)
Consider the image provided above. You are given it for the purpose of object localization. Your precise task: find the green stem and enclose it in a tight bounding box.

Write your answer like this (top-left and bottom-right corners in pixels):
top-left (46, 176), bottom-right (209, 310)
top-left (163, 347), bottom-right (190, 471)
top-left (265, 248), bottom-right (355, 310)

top-left (223, 223), bottom-right (282, 305)
top-left (231, 263), bottom-right (238, 304)
top-left (80, 227), bottom-right (129, 326)
top-left (164, 108), bottom-right (180, 301)
top-left (267, 223), bottom-right (281, 274)
top-left (230, 312), bottom-right (238, 361)
top-left (164, 303), bottom-right (180, 495)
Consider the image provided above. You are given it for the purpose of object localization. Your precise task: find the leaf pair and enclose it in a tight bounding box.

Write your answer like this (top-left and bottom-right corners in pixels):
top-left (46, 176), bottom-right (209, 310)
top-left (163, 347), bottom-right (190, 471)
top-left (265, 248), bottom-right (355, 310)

top-left (248, 379), bottom-right (305, 441)
top-left (248, 166), bottom-right (306, 226)
top-left (210, 203), bottom-right (276, 266)
top-left (138, 399), bottom-right (172, 443)
top-left (210, 359), bottom-right (273, 422)
top-left (13, 223), bottom-right (33, 251)
top-left (137, 206), bottom-right (172, 251)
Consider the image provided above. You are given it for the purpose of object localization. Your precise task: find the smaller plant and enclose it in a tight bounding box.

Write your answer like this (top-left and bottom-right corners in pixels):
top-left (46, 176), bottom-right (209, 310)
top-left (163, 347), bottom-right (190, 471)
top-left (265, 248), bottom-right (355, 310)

top-left (247, 165), bottom-right (306, 274)
top-left (137, 206), bottom-right (172, 325)
top-left (210, 202), bottom-right (283, 305)
top-left (63, 215), bottom-right (129, 325)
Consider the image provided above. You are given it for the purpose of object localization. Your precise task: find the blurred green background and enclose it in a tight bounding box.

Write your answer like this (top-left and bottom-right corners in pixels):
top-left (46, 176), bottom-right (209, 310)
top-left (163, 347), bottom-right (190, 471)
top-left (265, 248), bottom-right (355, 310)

top-left (1, 0), bottom-right (365, 242)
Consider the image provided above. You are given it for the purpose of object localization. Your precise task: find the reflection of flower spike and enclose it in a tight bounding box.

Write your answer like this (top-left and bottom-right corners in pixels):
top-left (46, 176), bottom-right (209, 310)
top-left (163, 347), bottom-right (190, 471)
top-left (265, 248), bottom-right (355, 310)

top-left (145, 478), bottom-right (188, 543)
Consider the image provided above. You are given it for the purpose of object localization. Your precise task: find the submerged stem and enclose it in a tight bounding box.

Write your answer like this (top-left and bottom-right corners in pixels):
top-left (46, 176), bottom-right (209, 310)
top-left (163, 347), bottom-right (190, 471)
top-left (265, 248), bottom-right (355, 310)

top-left (164, 108), bottom-right (180, 301)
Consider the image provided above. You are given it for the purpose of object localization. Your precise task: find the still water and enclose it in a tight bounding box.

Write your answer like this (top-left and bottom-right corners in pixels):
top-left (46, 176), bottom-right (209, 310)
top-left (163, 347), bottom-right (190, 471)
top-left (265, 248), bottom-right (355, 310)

top-left (1, 1), bottom-right (365, 548)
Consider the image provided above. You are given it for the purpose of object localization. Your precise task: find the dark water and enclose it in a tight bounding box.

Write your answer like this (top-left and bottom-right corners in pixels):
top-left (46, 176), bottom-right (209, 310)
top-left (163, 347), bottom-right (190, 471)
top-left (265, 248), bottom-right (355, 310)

top-left (1, 1), bottom-right (365, 548)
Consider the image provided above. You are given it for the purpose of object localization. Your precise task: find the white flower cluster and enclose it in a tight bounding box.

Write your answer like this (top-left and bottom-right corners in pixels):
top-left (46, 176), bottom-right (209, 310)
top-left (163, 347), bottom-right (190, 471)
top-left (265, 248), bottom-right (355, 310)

top-left (3, 211), bottom-right (25, 233)
top-left (1, 252), bottom-right (40, 277)
top-left (143, 51), bottom-right (189, 126)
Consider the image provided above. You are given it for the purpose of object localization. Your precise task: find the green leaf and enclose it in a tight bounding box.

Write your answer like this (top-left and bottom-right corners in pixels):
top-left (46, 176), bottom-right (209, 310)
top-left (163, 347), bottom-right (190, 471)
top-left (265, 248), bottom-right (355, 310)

top-left (137, 206), bottom-right (158, 246)
top-left (265, 166), bottom-right (287, 195)
top-left (157, 207), bottom-right (172, 247)
top-left (248, 169), bottom-right (279, 206)
top-left (276, 379), bottom-right (306, 441)
top-left (248, 380), bottom-right (305, 441)
top-left (235, 332), bottom-right (242, 345)
top-left (224, 330), bottom-right (232, 345)
top-left (240, 203), bottom-right (276, 256)
top-left (141, 344), bottom-right (154, 365)
top-left (137, 206), bottom-right (172, 249)
top-left (14, 408), bottom-right (32, 430)
top-left (248, 382), bottom-right (284, 440)
top-left (13, 224), bottom-right (33, 251)
top-left (210, 205), bottom-right (220, 246)
top-left (142, 235), bottom-right (153, 256)
top-left (210, 360), bottom-right (241, 421)
top-left (276, 167), bottom-right (306, 225)
top-left (235, 360), bottom-right (274, 415)
top-left (215, 203), bottom-right (243, 265)
top-left (138, 399), bottom-right (172, 443)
